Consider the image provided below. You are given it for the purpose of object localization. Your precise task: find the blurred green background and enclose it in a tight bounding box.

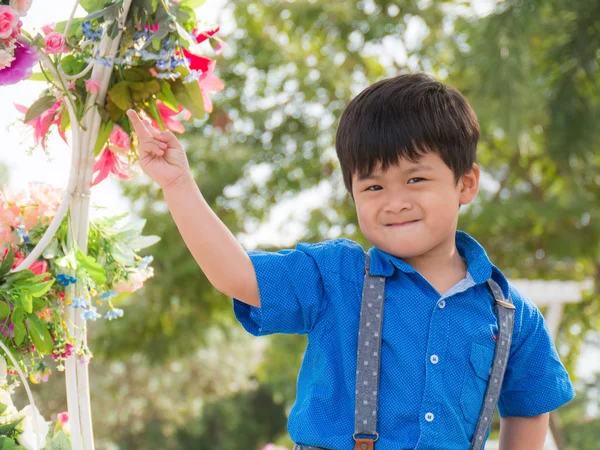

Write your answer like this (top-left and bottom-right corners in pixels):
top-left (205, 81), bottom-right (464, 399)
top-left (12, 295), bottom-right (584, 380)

top-left (2, 0), bottom-right (599, 449)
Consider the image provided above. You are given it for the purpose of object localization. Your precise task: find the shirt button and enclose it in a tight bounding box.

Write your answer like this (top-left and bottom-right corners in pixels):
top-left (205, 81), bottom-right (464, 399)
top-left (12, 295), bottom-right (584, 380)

top-left (430, 354), bottom-right (439, 364)
top-left (425, 412), bottom-right (435, 422)
top-left (438, 300), bottom-right (446, 309)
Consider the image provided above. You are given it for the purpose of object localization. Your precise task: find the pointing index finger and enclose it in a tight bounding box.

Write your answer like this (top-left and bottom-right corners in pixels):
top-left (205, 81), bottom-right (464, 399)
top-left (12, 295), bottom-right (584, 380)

top-left (126, 109), bottom-right (151, 139)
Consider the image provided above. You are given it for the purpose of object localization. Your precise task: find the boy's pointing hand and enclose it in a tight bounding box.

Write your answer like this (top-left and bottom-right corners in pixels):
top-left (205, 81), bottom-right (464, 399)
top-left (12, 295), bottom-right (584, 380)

top-left (127, 109), bottom-right (192, 189)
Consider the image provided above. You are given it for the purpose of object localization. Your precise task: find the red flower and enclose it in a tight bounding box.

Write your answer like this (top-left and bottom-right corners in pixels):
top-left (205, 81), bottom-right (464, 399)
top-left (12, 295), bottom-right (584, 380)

top-left (192, 25), bottom-right (219, 44)
top-left (91, 148), bottom-right (131, 186)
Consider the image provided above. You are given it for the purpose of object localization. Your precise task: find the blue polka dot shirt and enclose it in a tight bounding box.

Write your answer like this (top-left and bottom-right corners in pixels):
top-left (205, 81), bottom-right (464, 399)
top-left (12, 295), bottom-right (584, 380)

top-left (233, 231), bottom-right (575, 449)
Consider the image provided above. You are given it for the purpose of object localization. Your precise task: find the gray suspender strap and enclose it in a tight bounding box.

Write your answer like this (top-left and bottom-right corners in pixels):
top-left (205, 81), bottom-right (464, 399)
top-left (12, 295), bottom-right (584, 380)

top-left (469, 278), bottom-right (515, 450)
top-left (352, 253), bottom-right (385, 450)
top-left (294, 254), bottom-right (384, 450)
top-left (295, 258), bottom-right (515, 450)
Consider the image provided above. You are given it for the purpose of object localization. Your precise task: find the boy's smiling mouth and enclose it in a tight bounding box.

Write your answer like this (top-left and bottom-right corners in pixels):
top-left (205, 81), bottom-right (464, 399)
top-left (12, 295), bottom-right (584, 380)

top-left (385, 220), bottom-right (420, 227)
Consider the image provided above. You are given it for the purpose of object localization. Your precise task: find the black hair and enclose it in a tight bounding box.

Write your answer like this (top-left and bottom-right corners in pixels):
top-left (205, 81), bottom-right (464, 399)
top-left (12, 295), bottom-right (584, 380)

top-left (335, 73), bottom-right (479, 192)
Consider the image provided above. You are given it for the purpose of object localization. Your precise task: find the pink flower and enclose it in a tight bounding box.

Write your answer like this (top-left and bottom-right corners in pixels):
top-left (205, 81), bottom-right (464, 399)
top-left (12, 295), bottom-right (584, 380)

top-left (114, 267), bottom-right (154, 293)
top-left (41, 23), bottom-right (55, 35)
top-left (57, 412), bottom-right (69, 426)
top-left (0, 41), bottom-right (38, 86)
top-left (85, 79), bottom-right (100, 93)
top-left (28, 182), bottom-right (62, 224)
top-left (0, 6), bottom-right (18, 39)
top-left (152, 101), bottom-right (192, 134)
top-left (0, 49), bottom-right (15, 70)
top-left (9, 0), bottom-right (32, 17)
top-left (15, 99), bottom-right (67, 151)
top-left (45, 32), bottom-right (66, 54)
top-left (109, 125), bottom-right (130, 153)
top-left (91, 148), bottom-right (131, 186)
top-left (198, 66), bottom-right (224, 114)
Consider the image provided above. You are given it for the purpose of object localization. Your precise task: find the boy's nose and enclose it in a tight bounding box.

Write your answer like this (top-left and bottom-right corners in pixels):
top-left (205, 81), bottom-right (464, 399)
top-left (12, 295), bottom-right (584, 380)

top-left (383, 194), bottom-right (412, 213)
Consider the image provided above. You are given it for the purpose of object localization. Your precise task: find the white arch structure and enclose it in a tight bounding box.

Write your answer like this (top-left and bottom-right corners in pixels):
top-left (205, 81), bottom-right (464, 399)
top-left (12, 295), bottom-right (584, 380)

top-left (12, 1), bottom-right (134, 449)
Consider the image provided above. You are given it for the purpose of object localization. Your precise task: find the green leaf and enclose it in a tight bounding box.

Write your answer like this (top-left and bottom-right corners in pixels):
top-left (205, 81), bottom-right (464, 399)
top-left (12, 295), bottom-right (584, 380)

top-left (27, 315), bottom-right (54, 355)
top-left (60, 55), bottom-right (88, 77)
top-left (32, 298), bottom-right (45, 312)
top-left (24, 95), bottom-right (57, 123)
top-left (59, 109), bottom-right (70, 133)
top-left (157, 81), bottom-right (180, 112)
top-left (55, 18), bottom-right (84, 39)
top-left (0, 249), bottom-right (14, 280)
top-left (27, 72), bottom-right (47, 82)
top-left (11, 306), bottom-right (24, 325)
top-left (0, 435), bottom-right (18, 449)
top-left (181, 0), bottom-right (206, 8)
top-left (80, 0), bottom-right (109, 13)
top-left (50, 431), bottom-right (72, 450)
top-left (107, 82), bottom-right (133, 111)
top-left (129, 80), bottom-right (161, 103)
top-left (76, 250), bottom-right (107, 285)
top-left (0, 402), bottom-right (7, 416)
top-left (2, 270), bottom-right (34, 286)
top-left (13, 322), bottom-right (26, 346)
top-left (172, 67), bottom-right (205, 119)
top-left (0, 302), bottom-right (10, 320)
top-left (23, 280), bottom-right (54, 299)
top-left (94, 120), bottom-right (114, 156)
top-left (123, 68), bottom-right (153, 83)
top-left (22, 292), bottom-right (32, 314)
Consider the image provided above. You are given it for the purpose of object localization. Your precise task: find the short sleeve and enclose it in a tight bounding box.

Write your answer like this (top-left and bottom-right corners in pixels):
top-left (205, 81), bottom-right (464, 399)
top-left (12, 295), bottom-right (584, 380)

top-left (233, 243), bottom-right (329, 336)
top-left (498, 290), bottom-right (575, 417)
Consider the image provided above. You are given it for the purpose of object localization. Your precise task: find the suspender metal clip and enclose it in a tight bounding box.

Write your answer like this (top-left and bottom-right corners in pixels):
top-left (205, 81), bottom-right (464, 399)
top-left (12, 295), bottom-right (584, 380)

top-left (495, 298), bottom-right (516, 310)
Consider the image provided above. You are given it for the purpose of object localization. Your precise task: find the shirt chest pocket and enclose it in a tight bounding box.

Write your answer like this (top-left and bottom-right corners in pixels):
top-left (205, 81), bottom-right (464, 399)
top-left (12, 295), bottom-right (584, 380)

top-left (460, 342), bottom-right (495, 425)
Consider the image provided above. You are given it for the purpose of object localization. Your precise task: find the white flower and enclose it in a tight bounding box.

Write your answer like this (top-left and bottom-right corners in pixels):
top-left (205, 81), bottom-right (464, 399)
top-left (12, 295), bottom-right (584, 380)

top-left (0, 48), bottom-right (15, 70)
top-left (17, 405), bottom-right (49, 450)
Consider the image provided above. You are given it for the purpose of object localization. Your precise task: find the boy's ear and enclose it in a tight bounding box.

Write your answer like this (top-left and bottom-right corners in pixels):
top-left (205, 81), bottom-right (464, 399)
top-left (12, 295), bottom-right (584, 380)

top-left (458, 163), bottom-right (480, 206)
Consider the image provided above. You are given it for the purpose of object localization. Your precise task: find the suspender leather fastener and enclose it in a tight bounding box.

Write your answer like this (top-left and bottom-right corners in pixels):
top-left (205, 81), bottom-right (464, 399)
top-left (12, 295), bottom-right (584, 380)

top-left (353, 437), bottom-right (377, 450)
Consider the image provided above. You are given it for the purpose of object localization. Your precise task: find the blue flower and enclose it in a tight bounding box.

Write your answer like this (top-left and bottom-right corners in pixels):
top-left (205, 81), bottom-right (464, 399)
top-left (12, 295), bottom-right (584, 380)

top-left (81, 307), bottom-right (101, 321)
top-left (184, 70), bottom-right (202, 83)
top-left (57, 274), bottom-right (77, 286)
top-left (71, 296), bottom-right (90, 308)
top-left (138, 256), bottom-right (153, 269)
top-left (140, 50), bottom-right (159, 61)
top-left (99, 290), bottom-right (118, 300)
top-left (16, 226), bottom-right (31, 243)
top-left (105, 308), bottom-right (124, 320)
top-left (156, 59), bottom-right (171, 71)
top-left (82, 21), bottom-right (103, 41)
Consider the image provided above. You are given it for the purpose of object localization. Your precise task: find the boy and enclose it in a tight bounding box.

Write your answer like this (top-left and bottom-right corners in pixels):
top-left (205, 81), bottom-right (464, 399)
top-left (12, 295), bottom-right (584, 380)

top-left (127, 73), bottom-right (574, 450)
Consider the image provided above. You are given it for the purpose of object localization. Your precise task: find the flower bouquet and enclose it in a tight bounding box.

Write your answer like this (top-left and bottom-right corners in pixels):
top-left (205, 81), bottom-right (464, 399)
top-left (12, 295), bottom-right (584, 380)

top-left (0, 183), bottom-right (159, 382)
top-left (12, 0), bottom-right (223, 185)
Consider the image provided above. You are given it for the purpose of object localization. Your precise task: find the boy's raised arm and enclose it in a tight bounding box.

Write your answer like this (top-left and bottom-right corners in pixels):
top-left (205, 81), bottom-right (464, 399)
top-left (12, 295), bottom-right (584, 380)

top-left (127, 110), bottom-right (260, 307)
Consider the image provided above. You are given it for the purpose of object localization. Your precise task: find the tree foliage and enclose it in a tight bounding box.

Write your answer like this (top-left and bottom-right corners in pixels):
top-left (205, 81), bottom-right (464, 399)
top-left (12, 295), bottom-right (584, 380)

top-left (66, 0), bottom-right (600, 447)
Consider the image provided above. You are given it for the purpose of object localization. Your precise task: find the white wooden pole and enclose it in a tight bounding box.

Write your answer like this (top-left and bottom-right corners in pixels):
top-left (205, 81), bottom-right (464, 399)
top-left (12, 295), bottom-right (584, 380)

top-left (64, 2), bottom-right (134, 449)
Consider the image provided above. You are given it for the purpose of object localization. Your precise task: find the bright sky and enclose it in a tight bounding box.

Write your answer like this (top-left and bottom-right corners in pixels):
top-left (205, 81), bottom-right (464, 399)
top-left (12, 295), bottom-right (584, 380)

top-left (0, 0), bottom-right (598, 382)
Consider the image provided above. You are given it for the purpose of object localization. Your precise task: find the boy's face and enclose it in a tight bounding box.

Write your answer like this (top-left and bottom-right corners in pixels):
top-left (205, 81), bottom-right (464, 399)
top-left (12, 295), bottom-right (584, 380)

top-left (351, 152), bottom-right (480, 260)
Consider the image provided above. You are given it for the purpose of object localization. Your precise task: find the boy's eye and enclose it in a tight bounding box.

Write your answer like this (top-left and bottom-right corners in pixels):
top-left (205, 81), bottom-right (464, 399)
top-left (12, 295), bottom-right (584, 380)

top-left (366, 185), bottom-right (382, 191)
top-left (408, 177), bottom-right (426, 184)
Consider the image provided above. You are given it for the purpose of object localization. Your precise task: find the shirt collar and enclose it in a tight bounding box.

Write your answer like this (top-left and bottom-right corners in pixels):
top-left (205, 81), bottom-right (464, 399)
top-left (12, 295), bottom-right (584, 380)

top-left (367, 230), bottom-right (493, 285)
